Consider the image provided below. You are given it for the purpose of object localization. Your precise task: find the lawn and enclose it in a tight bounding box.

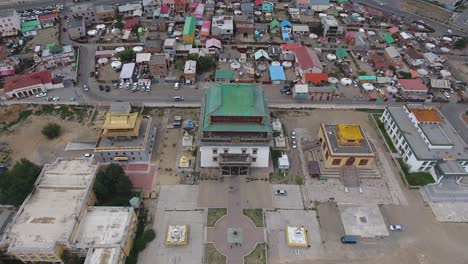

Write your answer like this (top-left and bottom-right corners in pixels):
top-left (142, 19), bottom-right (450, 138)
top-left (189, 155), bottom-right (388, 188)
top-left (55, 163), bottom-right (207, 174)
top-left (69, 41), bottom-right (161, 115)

top-left (397, 158), bottom-right (435, 186)
top-left (244, 243), bottom-right (266, 264)
top-left (207, 208), bottom-right (227, 227)
top-left (204, 243), bottom-right (226, 264)
top-left (371, 113), bottom-right (397, 153)
top-left (243, 209), bottom-right (264, 227)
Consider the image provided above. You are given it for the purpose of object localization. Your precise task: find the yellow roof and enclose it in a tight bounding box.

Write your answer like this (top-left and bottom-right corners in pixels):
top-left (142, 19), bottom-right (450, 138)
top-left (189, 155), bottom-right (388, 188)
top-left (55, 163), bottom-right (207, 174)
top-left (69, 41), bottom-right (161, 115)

top-left (102, 112), bottom-right (142, 137)
top-left (337, 124), bottom-right (364, 141)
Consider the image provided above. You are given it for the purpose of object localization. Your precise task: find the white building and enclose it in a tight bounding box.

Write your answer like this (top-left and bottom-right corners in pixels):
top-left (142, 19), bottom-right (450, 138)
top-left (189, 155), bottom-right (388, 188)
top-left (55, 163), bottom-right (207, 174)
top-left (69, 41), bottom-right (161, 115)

top-left (0, 9), bottom-right (21, 37)
top-left (117, 3), bottom-right (143, 16)
top-left (37, 45), bottom-right (75, 69)
top-left (211, 16), bottom-right (234, 40)
top-left (1, 70), bottom-right (64, 100)
top-left (120, 63), bottom-right (137, 83)
top-left (381, 106), bottom-right (468, 179)
top-left (199, 83), bottom-right (272, 175)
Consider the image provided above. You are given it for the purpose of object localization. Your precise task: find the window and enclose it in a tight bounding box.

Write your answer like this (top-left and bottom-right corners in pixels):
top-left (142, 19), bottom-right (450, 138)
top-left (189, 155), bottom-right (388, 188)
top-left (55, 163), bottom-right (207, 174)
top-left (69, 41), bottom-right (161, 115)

top-left (212, 148), bottom-right (218, 154)
top-left (359, 159), bottom-right (368, 166)
top-left (325, 151), bottom-right (329, 159)
top-left (252, 148), bottom-right (258, 155)
top-left (332, 159), bottom-right (341, 165)
top-left (322, 142), bottom-right (327, 150)
top-left (223, 148), bottom-right (229, 154)
top-left (252, 157), bottom-right (257, 162)
top-left (241, 148), bottom-right (247, 154)
top-left (213, 157), bottom-right (218, 162)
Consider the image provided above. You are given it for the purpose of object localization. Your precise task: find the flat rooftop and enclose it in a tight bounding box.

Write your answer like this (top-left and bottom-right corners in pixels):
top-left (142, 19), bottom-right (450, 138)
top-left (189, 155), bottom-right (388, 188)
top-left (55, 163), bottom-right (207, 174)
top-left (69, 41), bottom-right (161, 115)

top-left (85, 247), bottom-right (120, 264)
top-left (419, 123), bottom-right (452, 146)
top-left (75, 207), bottom-right (134, 247)
top-left (387, 107), bottom-right (468, 160)
top-left (7, 159), bottom-right (97, 252)
top-left (95, 116), bottom-right (153, 151)
top-left (286, 226), bottom-right (308, 247)
top-left (322, 124), bottom-right (374, 156)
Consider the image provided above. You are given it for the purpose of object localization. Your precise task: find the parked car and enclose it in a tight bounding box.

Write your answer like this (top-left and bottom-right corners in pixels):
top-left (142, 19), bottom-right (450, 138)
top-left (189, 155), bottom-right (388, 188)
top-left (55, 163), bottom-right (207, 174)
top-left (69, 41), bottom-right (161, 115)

top-left (274, 190), bottom-right (287, 195)
top-left (83, 153), bottom-right (94, 158)
top-left (341, 236), bottom-right (358, 244)
top-left (35, 92), bottom-right (47, 98)
top-left (99, 85), bottom-right (104, 91)
top-left (443, 91), bottom-right (450, 99)
top-left (83, 84), bottom-right (89, 91)
top-left (174, 96), bottom-right (184, 101)
top-left (52, 96), bottom-right (60, 101)
top-left (90, 71), bottom-right (94, 77)
top-left (389, 224), bottom-right (403, 231)
top-left (292, 144), bottom-right (297, 149)
top-left (280, 86), bottom-right (291, 94)
top-left (174, 82), bottom-right (180, 90)
top-left (69, 97), bottom-right (76, 101)
top-left (105, 86), bottom-right (110, 92)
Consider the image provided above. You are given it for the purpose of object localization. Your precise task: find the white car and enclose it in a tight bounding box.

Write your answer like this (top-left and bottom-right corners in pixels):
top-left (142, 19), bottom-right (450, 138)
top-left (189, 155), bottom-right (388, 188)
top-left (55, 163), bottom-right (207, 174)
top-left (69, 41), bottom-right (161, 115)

top-left (443, 91), bottom-right (450, 99)
top-left (274, 190), bottom-right (287, 195)
top-left (292, 144), bottom-right (297, 149)
top-left (174, 82), bottom-right (180, 90)
top-left (52, 96), bottom-right (60, 101)
top-left (83, 153), bottom-right (94, 158)
top-left (389, 224), bottom-right (403, 231)
top-left (83, 84), bottom-right (89, 91)
top-left (35, 92), bottom-right (47, 98)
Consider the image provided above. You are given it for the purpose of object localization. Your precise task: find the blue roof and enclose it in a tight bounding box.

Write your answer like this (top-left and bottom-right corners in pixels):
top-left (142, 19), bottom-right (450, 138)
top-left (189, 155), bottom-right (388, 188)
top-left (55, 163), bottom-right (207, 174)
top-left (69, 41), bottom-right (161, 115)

top-left (282, 31), bottom-right (290, 41)
top-left (281, 20), bottom-right (292, 27)
top-left (310, 0), bottom-right (330, 5)
top-left (269, 65), bottom-right (286, 81)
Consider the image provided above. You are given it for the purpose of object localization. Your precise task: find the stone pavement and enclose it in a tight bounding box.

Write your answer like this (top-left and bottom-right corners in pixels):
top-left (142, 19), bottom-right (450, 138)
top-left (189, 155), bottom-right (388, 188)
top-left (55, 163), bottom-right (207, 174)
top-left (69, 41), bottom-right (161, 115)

top-left (206, 176), bottom-right (265, 264)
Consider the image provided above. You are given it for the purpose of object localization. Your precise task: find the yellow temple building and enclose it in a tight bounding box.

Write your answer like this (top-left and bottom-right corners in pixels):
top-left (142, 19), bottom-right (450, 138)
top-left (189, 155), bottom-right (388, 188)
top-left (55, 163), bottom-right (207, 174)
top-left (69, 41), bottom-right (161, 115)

top-left (318, 123), bottom-right (375, 168)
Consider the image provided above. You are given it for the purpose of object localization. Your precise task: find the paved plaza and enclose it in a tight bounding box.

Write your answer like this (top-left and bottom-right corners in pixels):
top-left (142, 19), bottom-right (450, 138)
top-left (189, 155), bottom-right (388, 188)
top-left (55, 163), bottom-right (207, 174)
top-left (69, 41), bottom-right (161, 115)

top-left (339, 204), bottom-right (389, 237)
top-left (271, 184), bottom-right (304, 209)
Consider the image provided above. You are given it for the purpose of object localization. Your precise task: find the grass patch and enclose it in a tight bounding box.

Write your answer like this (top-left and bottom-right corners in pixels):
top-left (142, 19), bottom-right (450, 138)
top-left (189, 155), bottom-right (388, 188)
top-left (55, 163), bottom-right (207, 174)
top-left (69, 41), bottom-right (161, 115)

top-left (204, 243), bottom-right (226, 264)
top-left (397, 158), bottom-right (435, 186)
top-left (207, 208), bottom-right (226, 227)
top-left (269, 172), bottom-right (286, 183)
top-left (271, 150), bottom-right (282, 170)
top-left (1, 110), bottom-right (33, 131)
top-left (355, 108), bottom-right (385, 113)
top-left (244, 243), bottom-right (266, 264)
top-left (243, 209), bottom-right (264, 227)
top-left (372, 113), bottom-right (397, 153)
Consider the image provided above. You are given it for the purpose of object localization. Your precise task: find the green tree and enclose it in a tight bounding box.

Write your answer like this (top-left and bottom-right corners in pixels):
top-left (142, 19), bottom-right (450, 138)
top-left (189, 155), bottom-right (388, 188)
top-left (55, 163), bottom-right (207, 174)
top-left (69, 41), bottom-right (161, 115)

top-left (398, 71), bottom-right (412, 79)
top-left (42, 123), bottom-right (62, 139)
top-left (454, 38), bottom-right (467, 49)
top-left (174, 59), bottom-right (185, 71)
top-left (115, 16), bottom-right (124, 30)
top-left (0, 159), bottom-right (42, 206)
top-left (119, 49), bottom-right (136, 63)
top-left (196, 56), bottom-right (216, 74)
top-left (93, 164), bottom-right (133, 206)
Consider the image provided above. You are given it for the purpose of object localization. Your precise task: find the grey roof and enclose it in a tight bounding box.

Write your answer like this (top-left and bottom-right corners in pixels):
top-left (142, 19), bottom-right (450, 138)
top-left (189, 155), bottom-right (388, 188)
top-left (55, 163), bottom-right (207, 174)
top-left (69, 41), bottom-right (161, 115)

top-left (0, 9), bottom-right (16, 18)
top-left (430, 79), bottom-right (451, 89)
top-left (150, 54), bottom-right (166, 64)
top-left (437, 160), bottom-right (468, 175)
top-left (241, 3), bottom-right (254, 12)
top-left (309, 86), bottom-right (335, 93)
top-left (419, 123), bottom-right (452, 145)
top-left (219, 50), bottom-right (240, 59)
top-left (386, 106), bottom-right (468, 161)
top-left (255, 23), bottom-right (269, 31)
top-left (69, 17), bottom-right (84, 28)
top-left (322, 124), bottom-right (374, 156)
top-left (146, 39), bottom-right (163, 48)
top-left (440, 104), bottom-right (468, 145)
top-left (70, 3), bottom-right (94, 13)
top-left (109, 102), bottom-right (131, 114)
top-left (95, 4), bottom-right (115, 13)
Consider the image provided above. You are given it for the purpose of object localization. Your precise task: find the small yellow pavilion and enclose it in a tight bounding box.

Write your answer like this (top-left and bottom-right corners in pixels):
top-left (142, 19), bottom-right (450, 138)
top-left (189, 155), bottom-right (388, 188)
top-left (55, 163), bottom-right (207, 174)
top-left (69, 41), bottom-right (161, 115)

top-left (318, 123), bottom-right (375, 168)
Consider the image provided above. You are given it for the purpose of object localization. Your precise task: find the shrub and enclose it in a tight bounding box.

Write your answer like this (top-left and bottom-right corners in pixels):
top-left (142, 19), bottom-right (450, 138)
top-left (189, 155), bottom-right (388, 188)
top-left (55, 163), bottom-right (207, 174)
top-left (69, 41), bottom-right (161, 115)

top-left (42, 123), bottom-right (61, 139)
top-left (143, 229), bottom-right (156, 242)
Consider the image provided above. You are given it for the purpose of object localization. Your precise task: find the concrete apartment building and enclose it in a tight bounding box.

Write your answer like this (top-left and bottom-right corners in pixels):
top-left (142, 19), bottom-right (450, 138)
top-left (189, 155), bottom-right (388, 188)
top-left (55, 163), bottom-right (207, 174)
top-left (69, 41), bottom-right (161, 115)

top-left (70, 3), bottom-right (96, 25)
top-left (95, 5), bottom-right (116, 21)
top-left (321, 15), bottom-right (341, 39)
top-left (381, 106), bottom-right (468, 181)
top-left (184, 60), bottom-right (196, 84)
top-left (37, 44), bottom-right (75, 69)
top-left (211, 16), bottom-right (234, 40)
top-left (94, 102), bottom-right (157, 163)
top-left (199, 83), bottom-right (272, 176)
top-left (0, 9), bottom-right (21, 37)
top-left (0, 158), bottom-right (137, 263)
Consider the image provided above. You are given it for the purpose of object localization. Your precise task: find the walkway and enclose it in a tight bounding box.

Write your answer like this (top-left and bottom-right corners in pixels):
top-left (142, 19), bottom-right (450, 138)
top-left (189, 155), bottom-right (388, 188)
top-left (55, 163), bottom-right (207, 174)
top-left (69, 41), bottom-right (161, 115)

top-left (206, 176), bottom-right (265, 264)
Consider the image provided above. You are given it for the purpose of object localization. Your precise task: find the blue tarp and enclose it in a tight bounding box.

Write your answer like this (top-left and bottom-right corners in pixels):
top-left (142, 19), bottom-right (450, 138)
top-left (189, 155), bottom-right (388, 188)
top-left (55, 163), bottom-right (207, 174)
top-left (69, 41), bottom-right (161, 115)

top-left (282, 31), bottom-right (290, 42)
top-left (281, 20), bottom-right (292, 28)
top-left (269, 65), bottom-right (286, 81)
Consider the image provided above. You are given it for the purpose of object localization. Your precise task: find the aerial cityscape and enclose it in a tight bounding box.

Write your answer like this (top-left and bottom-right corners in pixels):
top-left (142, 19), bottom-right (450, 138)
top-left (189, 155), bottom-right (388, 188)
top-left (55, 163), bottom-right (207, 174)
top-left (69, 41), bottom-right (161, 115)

top-left (0, 0), bottom-right (467, 263)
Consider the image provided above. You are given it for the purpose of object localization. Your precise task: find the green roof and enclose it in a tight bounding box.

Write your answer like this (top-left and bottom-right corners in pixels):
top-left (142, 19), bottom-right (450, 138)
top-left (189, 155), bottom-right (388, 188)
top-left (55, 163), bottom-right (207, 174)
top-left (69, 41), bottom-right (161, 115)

top-left (269, 19), bottom-right (280, 29)
top-left (338, 0), bottom-right (348, 3)
top-left (336, 48), bottom-right (348, 59)
top-left (48, 44), bottom-right (63, 53)
top-left (21, 20), bottom-right (40, 32)
top-left (202, 83), bottom-right (272, 133)
top-left (358, 75), bottom-right (377, 81)
top-left (382, 33), bottom-right (395, 44)
top-left (183, 16), bottom-right (196, 36)
top-left (215, 70), bottom-right (234, 80)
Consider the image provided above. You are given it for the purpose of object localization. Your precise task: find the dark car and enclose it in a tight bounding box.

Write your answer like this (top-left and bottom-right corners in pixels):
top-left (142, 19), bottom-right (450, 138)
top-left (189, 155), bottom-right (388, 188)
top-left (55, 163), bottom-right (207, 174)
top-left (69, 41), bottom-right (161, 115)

top-left (341, 236), bottom-right (358, 244)
top-left (99, 85), bottom-right (104, 91)
top-left (90, 71), bottom-right (95, 77)
top-left (62, 28), bottom-right (67, 32)
top-left (105, 86), bottom-right (111, 92)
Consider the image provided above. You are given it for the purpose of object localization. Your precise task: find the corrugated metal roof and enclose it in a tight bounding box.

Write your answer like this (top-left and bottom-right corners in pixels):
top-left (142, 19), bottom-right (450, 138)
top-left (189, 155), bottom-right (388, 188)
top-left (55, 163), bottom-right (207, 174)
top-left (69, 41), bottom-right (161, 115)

top-left (183, 16), bottom-right (196, 35)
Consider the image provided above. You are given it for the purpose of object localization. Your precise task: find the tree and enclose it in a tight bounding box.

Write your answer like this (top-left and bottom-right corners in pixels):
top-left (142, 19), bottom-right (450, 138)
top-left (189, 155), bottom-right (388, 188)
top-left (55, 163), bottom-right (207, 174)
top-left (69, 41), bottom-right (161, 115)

top-left (115, 16), bottom-right (124, 30)
top-left (0, 159), bottom-right (42, 206)
top-left (119, 49), bottom-right (136, 63)
top-left (196, 56), bottom-right (216, 74)
top-left (454, 38), bottom-right (467, 49)
top-left (398, 71), bottom-right (412, 79)
top-left (93, 164), bottom-right (133, 206)
top-left (42, 123), bottom-right (62, 139)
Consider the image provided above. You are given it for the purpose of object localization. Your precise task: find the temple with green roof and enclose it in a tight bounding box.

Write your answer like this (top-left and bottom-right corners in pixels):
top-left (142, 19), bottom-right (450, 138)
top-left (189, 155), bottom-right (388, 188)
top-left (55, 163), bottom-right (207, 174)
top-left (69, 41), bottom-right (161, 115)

top-left (199, 83), bottom-right (272, 175)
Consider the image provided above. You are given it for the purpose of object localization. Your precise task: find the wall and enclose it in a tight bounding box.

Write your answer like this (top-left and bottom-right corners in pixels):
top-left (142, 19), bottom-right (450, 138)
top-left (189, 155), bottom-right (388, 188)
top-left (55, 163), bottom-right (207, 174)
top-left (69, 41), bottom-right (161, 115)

top-left (200, 145), bottom-right (270, 167)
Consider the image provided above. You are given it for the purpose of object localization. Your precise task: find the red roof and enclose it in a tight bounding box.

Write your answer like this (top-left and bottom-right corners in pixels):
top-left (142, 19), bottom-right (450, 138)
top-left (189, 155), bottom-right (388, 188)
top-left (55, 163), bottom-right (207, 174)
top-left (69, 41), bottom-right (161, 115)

top-left (388, 26), bottom-right (400, 34)
top-left (280, 44), bottom-right (302, 52)
top-left (294, 46), bottom-right (323, 71)
top-left (4, 70), bottom-right (52, 93)
top-left (398, 79), bottom-right (428, 91)
top-left (304, 73), bottom-right (328, 84)
top-left (125, 19), bottom-right (140, 29)
top-left (160, 6), bottom-right (170, 13)
top-left (38, 13), bottom-right (57, 21)
top-left (255, 0), bottom-right (263, 6)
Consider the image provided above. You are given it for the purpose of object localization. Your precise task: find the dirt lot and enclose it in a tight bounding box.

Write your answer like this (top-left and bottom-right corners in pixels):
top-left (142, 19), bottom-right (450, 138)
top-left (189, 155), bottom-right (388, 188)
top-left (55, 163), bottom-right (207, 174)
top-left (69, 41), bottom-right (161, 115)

top-left (29, 27), bottom-right (60, 47)
top-left (0, 105), bottom-right (100, 166)
top-left (401, 0), bottom-right (452, 22)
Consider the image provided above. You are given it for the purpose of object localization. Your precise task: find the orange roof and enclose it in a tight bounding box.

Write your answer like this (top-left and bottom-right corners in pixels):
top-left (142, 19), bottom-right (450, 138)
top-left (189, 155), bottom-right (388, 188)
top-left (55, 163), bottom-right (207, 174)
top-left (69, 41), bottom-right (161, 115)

top-left (304, 73), bottom-right (328, 84)
top-left (410, 108), bottom-right (443, 123)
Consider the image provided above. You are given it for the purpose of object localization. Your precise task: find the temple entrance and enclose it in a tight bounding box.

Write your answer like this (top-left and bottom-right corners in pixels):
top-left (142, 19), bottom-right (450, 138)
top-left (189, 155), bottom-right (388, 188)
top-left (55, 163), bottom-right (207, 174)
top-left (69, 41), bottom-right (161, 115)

top-left (345, 157), bottom-right (355, 166)
top-left (221, 166), bottom-right (249, 176)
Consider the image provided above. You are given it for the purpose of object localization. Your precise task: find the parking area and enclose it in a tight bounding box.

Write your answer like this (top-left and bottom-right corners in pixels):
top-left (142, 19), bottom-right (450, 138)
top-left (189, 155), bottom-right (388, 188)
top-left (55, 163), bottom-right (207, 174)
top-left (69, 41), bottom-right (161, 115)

top-left (271, 184), bottom-right (304, 209)
top-left (265, 210), bottom-right (322, 264)
top-left (139, 185), bottom-right (205, 264)
top-left (339, 204), bottom-right (389, 237)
